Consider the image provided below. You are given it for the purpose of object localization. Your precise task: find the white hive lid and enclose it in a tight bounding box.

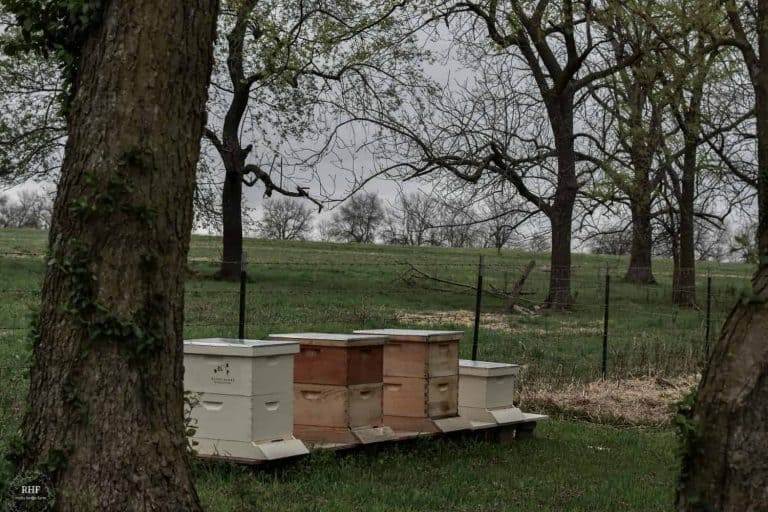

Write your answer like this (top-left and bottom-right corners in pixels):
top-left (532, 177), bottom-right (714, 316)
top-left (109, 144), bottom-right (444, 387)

top-left (459, 359), bottom-right (520, 377)
top-left (354, 328), bottom-right (464, 343)
top-left (267, 332), bottom-right (387, 347)
top-left (184, 338), bottom-right (299, 357)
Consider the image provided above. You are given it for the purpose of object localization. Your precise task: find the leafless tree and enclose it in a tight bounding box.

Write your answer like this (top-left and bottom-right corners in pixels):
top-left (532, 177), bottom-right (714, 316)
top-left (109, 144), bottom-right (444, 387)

top-left (0, 29), bottom-right (66, 187)
top-left (325, 192), bottom-right (385, 243)
top-left (476, 195), bottom-right (533, 253)
top-left (256, 197), bottom-right (314, 241)
top-left (0, 190), bottom-right (52, 229)
top-left (321, 0), bottom-right (643, 308)
top-left (589, 229), bottom-right (633, 256)
top-left (382, 191), bottom-right (443, 246)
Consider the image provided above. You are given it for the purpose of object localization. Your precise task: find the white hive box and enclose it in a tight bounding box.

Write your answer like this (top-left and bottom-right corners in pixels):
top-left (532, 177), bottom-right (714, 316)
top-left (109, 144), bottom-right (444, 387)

top-left (459, 359), bottom-right (533, 427)
top-left (184, 338), bottom-right (308, 461)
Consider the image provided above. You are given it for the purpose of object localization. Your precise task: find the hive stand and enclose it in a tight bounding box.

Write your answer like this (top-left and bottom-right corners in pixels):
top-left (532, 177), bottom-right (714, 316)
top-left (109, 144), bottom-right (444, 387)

top-left (267, 333), bottom-right (396, 446)
top-left (354, 329), bottom-right (473, 434)
top-left (184, 338), bottom-right (309, 462)
top-left (458, 359), bottom-right (548, 430)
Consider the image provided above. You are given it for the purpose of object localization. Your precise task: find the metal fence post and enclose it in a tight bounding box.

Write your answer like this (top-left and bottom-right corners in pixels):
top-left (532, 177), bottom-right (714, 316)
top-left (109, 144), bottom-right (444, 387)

top-left (238, 252), bottom-right (247, 340)
top-left (472, 255), bottom-right (484, 361)
top-left (704, 275), bottom-right (712, 357)
top-left (602, 269), bottom-right (610, 379)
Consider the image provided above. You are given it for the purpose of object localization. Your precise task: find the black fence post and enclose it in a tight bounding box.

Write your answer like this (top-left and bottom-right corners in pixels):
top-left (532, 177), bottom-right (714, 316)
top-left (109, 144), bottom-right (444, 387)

top-left (472, 255), bottom-right (484, 361)
top-left (704, 275), bottom-right (712, 357)
top-left (602, 269), bottom-right (610, 379)
top-left (238, 252), bottom-right (247, 340)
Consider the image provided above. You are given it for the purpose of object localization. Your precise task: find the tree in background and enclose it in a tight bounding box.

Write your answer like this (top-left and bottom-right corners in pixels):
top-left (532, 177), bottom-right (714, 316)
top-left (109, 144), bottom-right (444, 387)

top-left (0, 190), bottom-right (52, 229)
top-left (677, 0), bottom-right (768, 508)
top-left (332, 0), bottom-right (643, 308)
top-left (325, 192), bottom-right (384, 243)
top-left (382, 191), bottom-right (442, 246)
top-left (589, 229), bottom-right (633, 256)
top-left (256, 197), bottom-right (314, 241)
top-left (729, 221), bottom-right (759, 264)
top-left (202, 0), bottom-right (424, 280)
top-left (0, 29), bottom-right (65, 187)
top-left (2, 1), bottom-right (218, 509)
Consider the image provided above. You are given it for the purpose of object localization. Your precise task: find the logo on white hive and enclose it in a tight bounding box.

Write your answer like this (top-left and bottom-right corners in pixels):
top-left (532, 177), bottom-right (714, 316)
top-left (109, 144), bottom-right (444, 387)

top-left (211, 361), bottom-right (235, 384)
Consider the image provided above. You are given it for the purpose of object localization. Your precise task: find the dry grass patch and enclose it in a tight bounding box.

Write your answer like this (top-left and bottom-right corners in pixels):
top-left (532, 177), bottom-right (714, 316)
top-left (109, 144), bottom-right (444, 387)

top-left (521, 375), bottom-right (699, 427)
top-left (395, 309), bottom-right (603, 336)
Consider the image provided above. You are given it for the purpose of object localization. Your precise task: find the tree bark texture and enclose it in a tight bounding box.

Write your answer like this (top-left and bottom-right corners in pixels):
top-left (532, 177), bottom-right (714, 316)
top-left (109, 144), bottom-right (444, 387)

top-left (216, 2), bottom-right (256, 281)
top-left (625, 197), bottom-right (655, 284)
top-left (19, 1), bottom-right (217, 510)
top-left (676, 267), bottom-right (768, 511)
top-left (544, 94), bottom-right (577, 309)
top-left (673, 137), bottom-right (697, 307)
top-left (677, 1), bottom-right (768, 509)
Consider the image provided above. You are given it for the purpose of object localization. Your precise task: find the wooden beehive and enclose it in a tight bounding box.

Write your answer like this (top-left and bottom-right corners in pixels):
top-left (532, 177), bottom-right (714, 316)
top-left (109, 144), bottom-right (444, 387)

top-left (354, 329), bottom-right (471, 433)
top-left (458, 359), bottom-right (526, 425)
top-left (184, 338), bottom-right (309, 461)
top-left (267, 333), bottom-right (394, 445)
top-left (268, 332), bottom-right (385, 385)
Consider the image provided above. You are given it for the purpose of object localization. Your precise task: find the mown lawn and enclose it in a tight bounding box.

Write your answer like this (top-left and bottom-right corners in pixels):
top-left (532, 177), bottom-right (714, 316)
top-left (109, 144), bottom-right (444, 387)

top-left (0, 228), bottom-right (753, 510)
top-left (194, 421), bottom-right (678, 512)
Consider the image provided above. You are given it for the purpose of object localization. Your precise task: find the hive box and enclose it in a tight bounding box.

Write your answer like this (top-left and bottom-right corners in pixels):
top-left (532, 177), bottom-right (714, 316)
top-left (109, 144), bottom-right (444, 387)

top-left (354, 329), bottom-right (472, 433)
top-left (267, 333), bottom-right (395, 445)
top-left (184, 338), bottom-right (308, 461)
top-left (458, 359), bottom-right (526, 426)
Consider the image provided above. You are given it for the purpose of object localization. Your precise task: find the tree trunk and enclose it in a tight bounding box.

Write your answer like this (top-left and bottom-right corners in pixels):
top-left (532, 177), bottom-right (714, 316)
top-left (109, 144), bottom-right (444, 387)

top-left (625, 147), bottom-right (657, 284)
top-left (676, 267), bottom-right (768, 511)
top-left (215, 7), bottom-right (256, 280)
top-left (677, 2), bottom-right (768, 508)
top-left (17, 1), bottom-right (217, 510)
top-left (544, 96), bottom-right (577, 309)
top-left (673, 141), bottom-right (697, 307)
top-left (220, 167), bottom-right (243, 281)
top-left (625, 198), bottom-right (656, 284)
top-left (547, 208), bottom-right (574, 308)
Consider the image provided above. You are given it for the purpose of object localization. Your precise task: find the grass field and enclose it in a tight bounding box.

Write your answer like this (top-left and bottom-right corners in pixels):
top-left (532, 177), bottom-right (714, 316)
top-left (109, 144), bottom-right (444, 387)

top-left (0, 228), bottom-right (757, 510)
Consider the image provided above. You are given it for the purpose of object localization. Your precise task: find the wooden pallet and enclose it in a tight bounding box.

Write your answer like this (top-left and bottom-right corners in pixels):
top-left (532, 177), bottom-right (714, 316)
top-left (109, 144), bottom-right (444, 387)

top-left (195, 413), bottom-right (547, 465)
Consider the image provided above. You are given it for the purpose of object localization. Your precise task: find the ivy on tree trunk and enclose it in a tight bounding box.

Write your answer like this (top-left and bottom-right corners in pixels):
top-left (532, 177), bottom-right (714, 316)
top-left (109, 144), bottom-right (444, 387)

top-left (14, 0), bottom-right (218, 509)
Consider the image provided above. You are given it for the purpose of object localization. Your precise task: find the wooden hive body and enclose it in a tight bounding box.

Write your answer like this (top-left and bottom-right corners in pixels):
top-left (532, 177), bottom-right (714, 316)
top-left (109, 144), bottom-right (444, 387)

top-left (268, 333), bottom-right (393, 445)
top-left (183, 338), bottom-right (308, 460)
top-left (354, 329), bottom-right (471, 433)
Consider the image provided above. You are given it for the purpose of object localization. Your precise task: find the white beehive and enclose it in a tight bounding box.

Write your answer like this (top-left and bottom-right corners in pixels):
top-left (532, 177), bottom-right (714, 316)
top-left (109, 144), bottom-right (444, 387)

top-left (458, 359), bottom-right (527, 426)
top-left (184, 338), bottom-right (308, 461)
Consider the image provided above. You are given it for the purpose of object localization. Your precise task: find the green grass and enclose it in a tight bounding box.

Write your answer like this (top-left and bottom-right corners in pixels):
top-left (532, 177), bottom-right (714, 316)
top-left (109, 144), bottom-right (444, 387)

top-left (194, 421), bottom-right (678, 512)
top-left (0, 227), bottom-right (755, 510)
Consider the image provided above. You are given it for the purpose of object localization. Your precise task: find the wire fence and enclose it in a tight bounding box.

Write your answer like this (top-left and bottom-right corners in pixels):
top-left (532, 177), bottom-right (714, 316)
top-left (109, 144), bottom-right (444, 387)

top-left (0, 246), bottom-right (755, 456)
top-left (0, 250), bottom-right (754, 391)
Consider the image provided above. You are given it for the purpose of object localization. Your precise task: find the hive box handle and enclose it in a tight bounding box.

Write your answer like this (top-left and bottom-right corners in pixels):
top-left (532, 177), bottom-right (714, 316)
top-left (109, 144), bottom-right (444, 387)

top-left (302, 391), bottom-right (321, 400)
top-left (202, 401), bottom-right (224, 411)
top-left (264, 401), bottom-right (280, 411)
